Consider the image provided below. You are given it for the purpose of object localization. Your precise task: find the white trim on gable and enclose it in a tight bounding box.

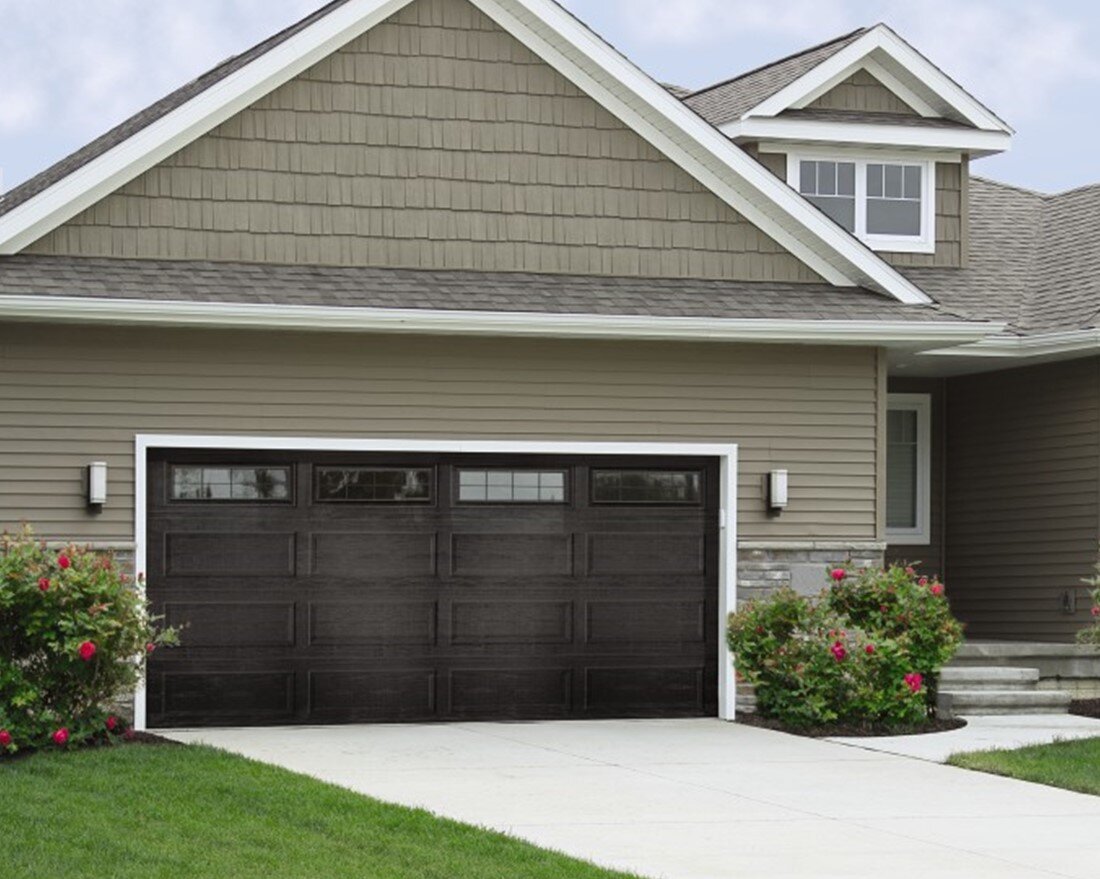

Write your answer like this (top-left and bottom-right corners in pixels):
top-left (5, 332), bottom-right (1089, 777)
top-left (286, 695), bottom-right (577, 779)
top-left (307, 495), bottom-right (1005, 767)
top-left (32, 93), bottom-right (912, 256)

top-left (0, 0), bottom-right (936, 306)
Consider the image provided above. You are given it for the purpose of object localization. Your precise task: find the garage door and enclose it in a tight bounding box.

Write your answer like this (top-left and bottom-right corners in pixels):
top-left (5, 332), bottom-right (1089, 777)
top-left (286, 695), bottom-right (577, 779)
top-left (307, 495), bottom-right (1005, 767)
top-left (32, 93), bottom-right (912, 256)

top-left (145, 450), bottom-right (718, 727)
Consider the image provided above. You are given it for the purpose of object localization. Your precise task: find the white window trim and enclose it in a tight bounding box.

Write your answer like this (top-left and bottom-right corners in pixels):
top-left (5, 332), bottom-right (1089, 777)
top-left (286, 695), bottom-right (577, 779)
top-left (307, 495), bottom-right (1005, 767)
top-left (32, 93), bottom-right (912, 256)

top-left (786, 151), bottom-right (936, 254)
top-left (885, 393), bottom-right (932, 545)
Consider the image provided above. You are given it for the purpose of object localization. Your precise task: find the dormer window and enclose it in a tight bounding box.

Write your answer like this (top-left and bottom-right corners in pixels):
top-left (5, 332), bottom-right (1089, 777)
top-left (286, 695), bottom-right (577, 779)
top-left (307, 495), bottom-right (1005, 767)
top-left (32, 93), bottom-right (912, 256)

top-left (787, 152), bottom-right (935, 254)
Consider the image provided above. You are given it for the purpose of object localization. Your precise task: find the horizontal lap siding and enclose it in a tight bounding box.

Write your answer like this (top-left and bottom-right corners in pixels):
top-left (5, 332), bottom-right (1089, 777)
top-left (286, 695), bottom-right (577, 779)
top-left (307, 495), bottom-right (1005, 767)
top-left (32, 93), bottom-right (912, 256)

top-left (945, 358), bottom-right (1100, 641)
top-left (25, 0), bottom-right (817, 283)
top-left (0, 324), bottom-right (880, 544)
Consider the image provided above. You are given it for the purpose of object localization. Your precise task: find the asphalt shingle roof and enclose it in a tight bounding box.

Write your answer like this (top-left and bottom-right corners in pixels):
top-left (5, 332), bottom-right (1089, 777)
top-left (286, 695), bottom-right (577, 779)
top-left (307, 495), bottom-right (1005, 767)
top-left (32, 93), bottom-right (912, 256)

top-left (0, 255), bottom-right (970, 324)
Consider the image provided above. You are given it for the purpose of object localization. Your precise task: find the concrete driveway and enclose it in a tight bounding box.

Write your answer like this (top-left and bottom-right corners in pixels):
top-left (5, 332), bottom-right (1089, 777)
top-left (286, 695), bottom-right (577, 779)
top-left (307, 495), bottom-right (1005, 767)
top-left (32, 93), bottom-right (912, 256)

top-left (167, 719), bottom-right (1100, 879)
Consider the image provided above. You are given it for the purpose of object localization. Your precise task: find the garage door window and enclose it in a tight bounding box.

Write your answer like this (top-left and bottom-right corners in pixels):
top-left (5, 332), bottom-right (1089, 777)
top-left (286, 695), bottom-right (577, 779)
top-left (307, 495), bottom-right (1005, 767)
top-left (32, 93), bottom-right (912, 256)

top-left (315, 467), bottom-right (432, 502)
top-left (591, 470), bottom-right (702, 504)
top-left (457, 469), bottom-right (566, 503)
top-left (170, 465), bottom-right (291, 501)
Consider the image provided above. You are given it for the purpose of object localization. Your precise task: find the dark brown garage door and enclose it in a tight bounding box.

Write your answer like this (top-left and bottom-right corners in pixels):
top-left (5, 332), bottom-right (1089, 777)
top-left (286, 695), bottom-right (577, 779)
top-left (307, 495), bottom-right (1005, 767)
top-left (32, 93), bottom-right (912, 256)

top-left (146, 450), bottom-right (718, 727)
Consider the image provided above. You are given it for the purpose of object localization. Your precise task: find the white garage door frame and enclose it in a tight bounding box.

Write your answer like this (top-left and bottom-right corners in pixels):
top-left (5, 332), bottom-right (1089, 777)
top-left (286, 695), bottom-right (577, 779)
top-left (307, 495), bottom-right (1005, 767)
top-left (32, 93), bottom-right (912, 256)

top-left (132, 434), bottom-right (739, 730)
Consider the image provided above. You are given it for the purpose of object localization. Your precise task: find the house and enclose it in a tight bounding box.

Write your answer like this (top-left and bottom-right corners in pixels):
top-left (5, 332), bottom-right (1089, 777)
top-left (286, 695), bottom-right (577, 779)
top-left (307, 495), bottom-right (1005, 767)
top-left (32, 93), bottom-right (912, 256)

top-left (0, 0), bottom-right (1095, 729)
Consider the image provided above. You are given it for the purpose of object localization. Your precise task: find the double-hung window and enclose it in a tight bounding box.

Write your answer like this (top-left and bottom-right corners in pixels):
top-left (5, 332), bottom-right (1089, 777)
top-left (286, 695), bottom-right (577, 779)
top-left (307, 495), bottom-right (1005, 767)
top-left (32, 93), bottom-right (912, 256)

top-left (789, 154), bottom-right (935, 253)
top-left (885, 393), bottom-right (931, 544)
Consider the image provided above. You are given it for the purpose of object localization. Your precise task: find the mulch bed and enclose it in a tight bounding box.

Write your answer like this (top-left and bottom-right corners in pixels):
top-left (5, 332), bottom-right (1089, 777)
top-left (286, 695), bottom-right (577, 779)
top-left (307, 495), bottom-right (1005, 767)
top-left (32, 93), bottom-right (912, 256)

top-left (1, 732), bottom-right (180, 763)
top-left (737, 713), bottom-right (966, 738)
top-left (1070, 699), bottom-right (1100, 720)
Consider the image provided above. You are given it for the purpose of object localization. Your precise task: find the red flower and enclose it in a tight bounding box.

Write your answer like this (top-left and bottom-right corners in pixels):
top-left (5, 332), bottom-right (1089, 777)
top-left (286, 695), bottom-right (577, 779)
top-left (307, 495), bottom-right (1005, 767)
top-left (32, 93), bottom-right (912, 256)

top-left (38, 577), bottom-right (50, 592)
top-left (0, 730), bottom-right (11, 748)
top-left (918, 576), bottom-right (929, 586)
top-left (930, 583), bottom-right (945, 596)
top-left (145, 642), bottom-right (156, 654)
top-left (830, 641), bottom-right (848, 661)
top-left (830, 568), bottom-right (847, 582)
top-left (1092, 606), bottom-right (1100, 618)
top-left (78, 640), bottom-right (97, 662)
top-left (106, 716), bottom-right (118, 732)
top-left (52, 728), bottom-right (70, 746)
top-left (865, 644), bottom-right (876, 655)
top-left (903, 673), bottom-right (924, 694)
top-left (58, 553), bottom-right (71, 569)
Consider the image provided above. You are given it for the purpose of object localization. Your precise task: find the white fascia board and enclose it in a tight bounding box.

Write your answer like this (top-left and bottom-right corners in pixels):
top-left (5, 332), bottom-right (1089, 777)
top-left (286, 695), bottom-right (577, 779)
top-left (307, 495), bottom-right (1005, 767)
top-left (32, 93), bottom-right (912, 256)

top-left (475, 0), bottom-right (933, 305)
top-left (922, 329), bottom-right (1100, 359)
top-left (746, 26), bottom-right (1012, 134)
top-left (724, 117), bottom-right (1012, 155)
top-left (0, 0), bottom-right (415, 255)
top-left (0, 294), bottom-right (1003, 347)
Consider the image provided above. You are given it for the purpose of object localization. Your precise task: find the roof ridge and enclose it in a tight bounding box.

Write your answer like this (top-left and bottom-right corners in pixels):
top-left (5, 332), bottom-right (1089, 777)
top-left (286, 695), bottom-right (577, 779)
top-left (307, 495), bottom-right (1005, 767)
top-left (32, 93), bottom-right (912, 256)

top-left (970, 175), bottom-right (1050, 199)
top-left (683, 26), bottom-right (868, 99)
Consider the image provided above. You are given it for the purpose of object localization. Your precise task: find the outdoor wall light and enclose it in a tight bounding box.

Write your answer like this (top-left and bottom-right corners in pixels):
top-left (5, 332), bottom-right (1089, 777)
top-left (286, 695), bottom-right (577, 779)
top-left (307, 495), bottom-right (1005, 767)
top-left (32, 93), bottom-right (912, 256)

top-left (87, 461), bottom-right (108, 507)
top-left (767, 469), bottom-right (789, 512)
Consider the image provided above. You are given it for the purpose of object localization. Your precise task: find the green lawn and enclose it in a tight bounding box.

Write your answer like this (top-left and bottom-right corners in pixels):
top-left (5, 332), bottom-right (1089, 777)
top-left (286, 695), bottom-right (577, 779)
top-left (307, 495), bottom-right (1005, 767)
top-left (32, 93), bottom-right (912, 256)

top-left (948, 736), bottom-right (1100, 797)
top-left (0, 743), bottom-right (640, 879)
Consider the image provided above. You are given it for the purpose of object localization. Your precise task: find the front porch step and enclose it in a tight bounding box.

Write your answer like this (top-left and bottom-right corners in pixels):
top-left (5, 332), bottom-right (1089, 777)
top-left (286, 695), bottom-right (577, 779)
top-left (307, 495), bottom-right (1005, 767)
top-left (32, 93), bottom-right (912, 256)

top-left (938, 666), bottom-right (1039, 691)
top-left (938, 688), bottom-right (1072, 716)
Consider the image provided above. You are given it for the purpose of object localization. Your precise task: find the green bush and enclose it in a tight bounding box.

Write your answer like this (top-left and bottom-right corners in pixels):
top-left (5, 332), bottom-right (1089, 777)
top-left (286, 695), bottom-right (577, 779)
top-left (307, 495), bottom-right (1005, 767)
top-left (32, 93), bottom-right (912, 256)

top-left (0, 526), bottom-right (178, 754)
top-left (727, 564), bottom-right (963, 730)
top-left (1077, 556), bottom-right (1100, 645)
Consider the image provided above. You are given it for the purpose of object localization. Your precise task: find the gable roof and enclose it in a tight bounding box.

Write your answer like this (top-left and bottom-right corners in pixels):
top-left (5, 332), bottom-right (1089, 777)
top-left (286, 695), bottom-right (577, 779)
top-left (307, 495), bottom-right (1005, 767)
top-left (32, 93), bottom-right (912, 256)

top-left (0, 0), bottom-right (933, 305)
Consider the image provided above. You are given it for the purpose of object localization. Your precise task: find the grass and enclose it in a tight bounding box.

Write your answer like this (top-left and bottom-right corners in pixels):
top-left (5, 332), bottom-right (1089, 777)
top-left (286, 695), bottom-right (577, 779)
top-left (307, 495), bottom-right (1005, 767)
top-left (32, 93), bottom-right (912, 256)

top-left (0, 743), bottom-right (640, 879)
top-left (948, 736), bottom-right (1100, 797)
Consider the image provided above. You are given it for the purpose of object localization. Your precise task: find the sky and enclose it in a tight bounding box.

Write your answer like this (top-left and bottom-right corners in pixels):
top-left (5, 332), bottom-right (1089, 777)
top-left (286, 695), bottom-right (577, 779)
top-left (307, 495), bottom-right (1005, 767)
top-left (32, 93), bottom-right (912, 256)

top-left (0, 0), bottom-right (1097, 195)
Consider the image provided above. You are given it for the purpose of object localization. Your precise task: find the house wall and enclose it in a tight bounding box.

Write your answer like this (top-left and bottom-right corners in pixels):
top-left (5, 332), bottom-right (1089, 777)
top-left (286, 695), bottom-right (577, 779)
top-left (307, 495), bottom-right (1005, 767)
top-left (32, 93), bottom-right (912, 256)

top-left (806, 69), bottom-right (918, 115)
top-left (0, 324), bottom-right (885, 573)
top-left (745, 148), bottom-right (968, 270)
top-left (944, 358), bottom-right (1100, 641)
top-left (24, 0), bottom-right (818, 283)
top-left (885, 377), bottom-right (946, 577)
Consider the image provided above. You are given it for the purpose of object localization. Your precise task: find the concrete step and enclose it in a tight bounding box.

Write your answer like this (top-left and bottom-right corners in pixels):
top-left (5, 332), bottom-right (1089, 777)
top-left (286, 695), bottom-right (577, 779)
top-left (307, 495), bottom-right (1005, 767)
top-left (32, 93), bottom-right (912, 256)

top-left (938, 666), bottom-right (1040, 690)
top-left (939, 688), bottom-right (1072, 716)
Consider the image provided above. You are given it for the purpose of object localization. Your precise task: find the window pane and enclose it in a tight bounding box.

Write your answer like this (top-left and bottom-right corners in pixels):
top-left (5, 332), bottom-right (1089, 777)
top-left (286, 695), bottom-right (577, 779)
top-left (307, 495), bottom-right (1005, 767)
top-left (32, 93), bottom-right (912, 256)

top-left (591, 470), bottom-right (702, 504)
top-left (886, 410), bottom-right (919, 529)
top-left (904, 165), bottom-right (922, 200)
top-left (807, 195), bottom-right (856, 232)
top-left (884, 164), bottom-right (903, 198)
top-left (457, 470), bottom-right (568, 503)
top-left (867, 199), bottom-right (921, 236)
top-left (837, 162), bottom-right (855, 196)
top-left (867, 164), bottom-right (883, 198)
top-left (818, 161), bottom-right (836, 195)
top-left (315, 467), bottom-right (431, 502)
top-left (170, 466), bottom-right (290, 501)
top-left (799, 161), bottom-right (817, 194)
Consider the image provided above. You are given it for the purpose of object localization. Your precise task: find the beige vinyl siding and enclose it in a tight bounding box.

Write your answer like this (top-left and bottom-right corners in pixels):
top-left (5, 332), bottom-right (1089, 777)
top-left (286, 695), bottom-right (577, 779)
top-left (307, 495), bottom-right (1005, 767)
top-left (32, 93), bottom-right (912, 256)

top-left (806, 69), bottom-right (918, 115)
top-left (25, 0), bottom-right (819, 284)
top-left (945, 358), bottom-right (1100, 641)
top-left (0, 324), bottom-right (881, 545)
top-left (742, 149), bottom-right (966, 270)
top-left (885, 377), bottom-right (945, 577)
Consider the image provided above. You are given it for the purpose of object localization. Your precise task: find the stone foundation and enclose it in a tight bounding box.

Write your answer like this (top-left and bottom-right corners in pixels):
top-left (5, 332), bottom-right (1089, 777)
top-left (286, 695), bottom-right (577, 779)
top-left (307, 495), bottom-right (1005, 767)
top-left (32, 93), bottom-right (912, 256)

top-left (737, 540), bottom-right (886, 606)
top-left (953, 642), bottom-right (1100, 702)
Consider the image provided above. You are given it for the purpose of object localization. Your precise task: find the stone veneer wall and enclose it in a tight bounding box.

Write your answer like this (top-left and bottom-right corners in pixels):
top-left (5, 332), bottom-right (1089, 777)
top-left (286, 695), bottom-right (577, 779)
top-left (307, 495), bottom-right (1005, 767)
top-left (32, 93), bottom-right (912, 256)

top-left (737, 541), bottom-right (887, 606)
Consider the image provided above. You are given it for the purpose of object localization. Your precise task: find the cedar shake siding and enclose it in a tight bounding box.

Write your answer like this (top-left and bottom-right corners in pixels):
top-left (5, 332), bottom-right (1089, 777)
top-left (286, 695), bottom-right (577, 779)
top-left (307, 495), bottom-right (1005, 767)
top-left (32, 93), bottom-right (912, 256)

top-left (747, 150), bottom-right (968, 270)
top-left (885, 377), bottom-right (946, 578)
top-left (0, 324), bottom-right (882, 545)
top-left (945, 358), bottom-right (1100, 641)
top-left (806, 69), bottom-right (918, 115)
top-left (24, 0), bottom-right (820, 283)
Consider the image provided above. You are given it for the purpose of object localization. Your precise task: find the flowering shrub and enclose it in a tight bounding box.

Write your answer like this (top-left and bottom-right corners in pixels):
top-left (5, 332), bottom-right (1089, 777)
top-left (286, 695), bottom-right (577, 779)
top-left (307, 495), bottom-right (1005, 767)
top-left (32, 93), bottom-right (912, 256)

top-left (727, 564), bottom-right (963, 730)
top-left (0, 526), bottom-right (178, 755)
top-left (1077, 555), bottom-right (1100, 645)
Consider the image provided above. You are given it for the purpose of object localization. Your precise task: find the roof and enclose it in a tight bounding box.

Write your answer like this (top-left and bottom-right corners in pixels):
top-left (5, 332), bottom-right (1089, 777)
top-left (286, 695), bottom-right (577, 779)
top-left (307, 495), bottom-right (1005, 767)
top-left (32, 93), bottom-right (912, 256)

top-left (684, 29), bottom-right (867, 127)
top-left (902, 178), bottom-right (1100, 334)
top-left (0, 255), bottom-right (965, 324)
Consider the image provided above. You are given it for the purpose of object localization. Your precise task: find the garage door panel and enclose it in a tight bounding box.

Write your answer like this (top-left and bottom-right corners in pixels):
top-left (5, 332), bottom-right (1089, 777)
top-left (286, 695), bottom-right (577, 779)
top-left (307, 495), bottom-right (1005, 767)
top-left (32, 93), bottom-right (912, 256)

top-left (585, 600), bottom-right (706, 644)
top-left (163, 531), bottom-right (297, 577)
top-left (584, 666), bottom-right (706, 715)
top-left (450, 600), bottom-right (573, 645)
top-left (160, 671), bottom-right (295, 718)
top-left (309, 670), bottom-right (436, 721)
top-left (586, 533), bottom-right (705, 576)
top-left (448, 668), bottom-right (572, 717)
top-left (308, 600), bottom-right (438, 646)
top-left (450, 533), bottom-right (574, 577)
top-left (166, 602), bottom-right (296, 648)
top-left (309, 532), bottom-right (438, 578)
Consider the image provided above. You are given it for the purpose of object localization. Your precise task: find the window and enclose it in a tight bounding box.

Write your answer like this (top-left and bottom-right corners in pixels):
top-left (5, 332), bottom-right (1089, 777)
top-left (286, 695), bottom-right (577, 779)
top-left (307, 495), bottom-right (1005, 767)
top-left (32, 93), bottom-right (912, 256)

top-left (315, 467), bottom-right (431, 502)
top-left (788, 154), bottom-right (935, 253)
top-left (457, 469), bottom-right (566, 503)
top-left (885, 394), bottom-right (931, 544)
top-left (170, 466), bottom-right (291, 501)
top-left (591, 470), bottom-right (703, 505)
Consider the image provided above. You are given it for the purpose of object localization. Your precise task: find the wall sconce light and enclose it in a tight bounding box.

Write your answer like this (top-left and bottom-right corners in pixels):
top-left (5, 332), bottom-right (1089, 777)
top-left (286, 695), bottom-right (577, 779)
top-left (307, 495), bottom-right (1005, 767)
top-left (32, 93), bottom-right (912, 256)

top-left (767, 469), bottom-right (789, 512)
top-left (87, 461), bottom-right (108, 507)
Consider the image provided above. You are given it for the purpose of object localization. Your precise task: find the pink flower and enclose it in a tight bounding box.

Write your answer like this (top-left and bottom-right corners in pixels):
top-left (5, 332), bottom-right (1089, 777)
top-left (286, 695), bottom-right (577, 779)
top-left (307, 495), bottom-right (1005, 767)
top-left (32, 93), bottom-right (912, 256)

top-left (145, 642), bottom-right (156, 654)
top-left (918, 576), bottom-right (929, 586)
top-left (830, 641), bottom-right (848, 662)
top-left (78, 640), bottom-right (97, 662)
top-left (830, 568), bottom-right (847, 582)
top-left (930, 583), bottom-right (945, 596)
top-left (38, 577), bottom-right (50, 592)
top-left (904, 566), bottom-right (916, 576)
top-left (58, 553), bottom-right (71, 569)
top-left (52, 728), bottom-right (70, 746)
top-left (904, 673), bottom-right (924, 694)
top-left (0, 730), bottom-right (11, 748)
top-left (1092, 606), bottom-right (1100, 618)
top-left (865, 644), bottom-right (876, 655)
top-left (106, 716), bottom-right (118, 732)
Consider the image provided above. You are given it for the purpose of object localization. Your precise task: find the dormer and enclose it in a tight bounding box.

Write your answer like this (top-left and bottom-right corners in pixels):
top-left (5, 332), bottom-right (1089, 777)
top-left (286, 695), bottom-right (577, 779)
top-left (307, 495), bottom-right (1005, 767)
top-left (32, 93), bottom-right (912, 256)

top-left (685, 24), bottom-right (1013, 267)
